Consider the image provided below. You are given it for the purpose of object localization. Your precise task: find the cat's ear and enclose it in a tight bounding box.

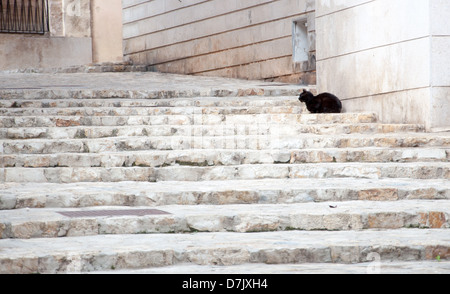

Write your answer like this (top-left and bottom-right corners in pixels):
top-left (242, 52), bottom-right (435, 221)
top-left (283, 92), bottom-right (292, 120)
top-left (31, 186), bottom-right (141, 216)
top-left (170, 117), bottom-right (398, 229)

top-left (302, 89), bottom-right (307, 93)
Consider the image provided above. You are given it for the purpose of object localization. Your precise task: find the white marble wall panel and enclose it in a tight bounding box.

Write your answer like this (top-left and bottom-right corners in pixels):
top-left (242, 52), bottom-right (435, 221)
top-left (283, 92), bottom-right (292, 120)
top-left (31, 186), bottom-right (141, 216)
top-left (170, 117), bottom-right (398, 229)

top-left (316, 0), bottom-right (449, 129)
top-left (317, 38), bottom-right (431, 99)
top-left (316, 0), bottom-right (429, 60)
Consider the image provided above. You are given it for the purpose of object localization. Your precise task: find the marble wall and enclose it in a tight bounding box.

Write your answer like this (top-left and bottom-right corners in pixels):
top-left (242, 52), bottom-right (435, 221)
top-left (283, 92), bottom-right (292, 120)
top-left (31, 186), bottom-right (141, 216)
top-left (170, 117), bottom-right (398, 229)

top-left (315, 0), bottom-right (449, 130)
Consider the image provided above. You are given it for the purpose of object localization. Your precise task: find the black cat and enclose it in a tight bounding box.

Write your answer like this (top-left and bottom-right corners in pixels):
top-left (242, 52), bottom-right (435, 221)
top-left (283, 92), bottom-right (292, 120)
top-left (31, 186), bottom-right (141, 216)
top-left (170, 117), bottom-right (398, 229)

top-left (298, 89), bottom-right (342, 113)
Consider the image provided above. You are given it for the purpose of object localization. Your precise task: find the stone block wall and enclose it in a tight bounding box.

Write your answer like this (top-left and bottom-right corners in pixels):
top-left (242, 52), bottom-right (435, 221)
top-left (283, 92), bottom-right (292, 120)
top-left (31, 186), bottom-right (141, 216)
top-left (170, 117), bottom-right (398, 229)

top-left (316, 0), bottom-right (450, 131)
top-left (0, 0), bottom-right (123, 71)
top-left (0, 0), bottom-right (92, 70)
top-left (122, 0), bottom-right (316, 84)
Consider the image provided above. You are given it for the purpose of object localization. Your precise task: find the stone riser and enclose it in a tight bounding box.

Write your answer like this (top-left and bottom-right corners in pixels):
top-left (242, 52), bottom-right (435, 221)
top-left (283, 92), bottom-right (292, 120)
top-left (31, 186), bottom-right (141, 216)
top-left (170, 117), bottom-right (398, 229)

top-left (0, 113), bottom-right (380, 128)
top-left (2, 148), bottom-right (449, 168)
top-left (0, 97), bottom-right (303, 109)
top-left (87, 261), bottom-right (450, 274)
top-left (0, 106), bottom-right (306, 116)
top-left (0, 123), bottom-right (425, 140)
top-left (2, 162), bottom-right (448, 183)
top-left (3, 134), bottom-right (449, 154)
top-left (157, 163), bottom-right (449, 181)
top-left (1, 200), bottom-right (448, 239)
top-left (2, 178), bottom-right (448, 209)
top-left (6, 62), bottom-right (148, 74)
top-left (0, 229), bottom-right (447, 274)
top-left (0, 87), bottom-right (304, 100)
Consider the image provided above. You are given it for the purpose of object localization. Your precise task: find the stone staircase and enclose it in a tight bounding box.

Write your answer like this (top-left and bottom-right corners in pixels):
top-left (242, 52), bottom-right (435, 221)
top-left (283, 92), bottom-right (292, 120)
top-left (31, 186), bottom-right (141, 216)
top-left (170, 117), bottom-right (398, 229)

top-left (0, 72), bottom-right (449, 274)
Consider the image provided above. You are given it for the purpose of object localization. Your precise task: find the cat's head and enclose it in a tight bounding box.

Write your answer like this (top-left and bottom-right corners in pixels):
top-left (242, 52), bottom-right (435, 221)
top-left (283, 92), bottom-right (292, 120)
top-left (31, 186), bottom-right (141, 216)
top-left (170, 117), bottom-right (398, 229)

top-left (298, 89), bottom-right (312, 103)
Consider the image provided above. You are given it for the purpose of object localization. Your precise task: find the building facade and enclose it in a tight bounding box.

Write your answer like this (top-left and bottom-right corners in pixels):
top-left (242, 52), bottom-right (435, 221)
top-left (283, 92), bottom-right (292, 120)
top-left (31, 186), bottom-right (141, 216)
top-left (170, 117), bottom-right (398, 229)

top-left (0, 0), bottom-right (448, 131)
top-left (123, 0), bottom-right (449, 131)
top-left (0, 0), bottom-right (123, 70)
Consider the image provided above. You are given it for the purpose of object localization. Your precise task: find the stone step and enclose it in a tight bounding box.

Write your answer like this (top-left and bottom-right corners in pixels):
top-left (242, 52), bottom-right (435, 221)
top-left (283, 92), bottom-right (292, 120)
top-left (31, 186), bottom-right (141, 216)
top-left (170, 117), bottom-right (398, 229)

top-left (0, 113), bottom-right (380, 128)
top-left (2, 162), bottom-right (448, 183)
top-left (0, 228), bottom-right (447, 273)
top-left (3, 133), bottom-right (449, 154)
top-left (0, 105), bottom-right (307, 116)
top-left (0, 96), bottom-right (302, 109)
top-left (0, 123), bottom-right (425, 140)
top-left (0, 83), bottom-right (304, 100)
top-left (0, 71), bottom-right (309, 94)
top-left (4, 61), bottom-right (148, 74)
top-left (2, 148), bottom-right (449, 169)
top-left (87, 260), bottom-right (450, 274)
top-left (155, 162), bottom-right (449, 181)
top-left (2, 178), bottom-right (448, 210)
top-left (1, 200), bottom-right (448, 239)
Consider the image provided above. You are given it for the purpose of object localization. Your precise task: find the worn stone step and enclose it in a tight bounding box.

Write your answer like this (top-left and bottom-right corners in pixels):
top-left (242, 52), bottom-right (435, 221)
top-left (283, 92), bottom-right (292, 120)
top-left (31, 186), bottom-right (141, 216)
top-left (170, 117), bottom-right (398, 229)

top-left (0, 228), bottom-right (448, 273)
top-left (0, 123), bottom-right (426, 140)
top-left (5, 61), bottom-right (148, 74)
top-left (155, 162), bottom-right (449, 181)
top-left (0, 97), bottom-right (303, 109)
top-left (1, 200), bottom-right (448, 239)
top-left (2, 148), bottom-right (449, 169)
top-left (0, 113), bottom-right (380, 128)
top-left (87, 260), bottom-right (450, 274)
top-left (0, 84), bottom-right (305, 101)
top-left (0, 71), bottom-right (308, 95)
top-left (3, 133), bottom-right (449, 154)
top-left (0, 105), bottom-right (307, 117)
top-left (2, 178), bottom-right (448, 210)
top-left (1, 162), bottom-right (448, 183)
